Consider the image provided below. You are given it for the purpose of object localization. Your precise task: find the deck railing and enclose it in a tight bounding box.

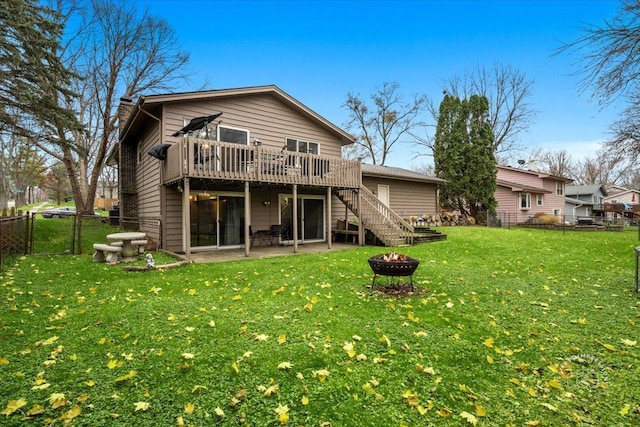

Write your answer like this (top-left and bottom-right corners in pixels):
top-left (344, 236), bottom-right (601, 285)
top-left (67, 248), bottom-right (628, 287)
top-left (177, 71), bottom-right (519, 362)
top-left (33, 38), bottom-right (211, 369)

top-left (164, 137), bottom-right (361, 188)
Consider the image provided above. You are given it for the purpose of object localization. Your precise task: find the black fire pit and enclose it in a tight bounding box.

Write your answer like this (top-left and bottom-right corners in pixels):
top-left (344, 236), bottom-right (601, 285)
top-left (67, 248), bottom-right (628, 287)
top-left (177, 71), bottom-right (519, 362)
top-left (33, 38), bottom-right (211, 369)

top-left (367, 253), bottom-right (420, 292)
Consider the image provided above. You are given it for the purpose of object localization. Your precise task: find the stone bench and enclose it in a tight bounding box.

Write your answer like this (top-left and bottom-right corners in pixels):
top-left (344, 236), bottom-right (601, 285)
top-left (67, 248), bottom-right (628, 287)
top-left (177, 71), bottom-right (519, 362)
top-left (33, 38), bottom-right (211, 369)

top-left (110, 240), bottom-right (148, 255)
top-left (92, 243), bottom-right (122, 263)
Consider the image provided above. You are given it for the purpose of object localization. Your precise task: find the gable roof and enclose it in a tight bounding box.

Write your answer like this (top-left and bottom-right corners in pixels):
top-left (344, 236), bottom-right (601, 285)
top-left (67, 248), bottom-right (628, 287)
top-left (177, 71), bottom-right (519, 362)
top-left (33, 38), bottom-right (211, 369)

top-left (120, 85), bottom-right (356, 146)
top-left (604, 188), bottom-right (640, 199)
top-left (361, 164), bottom-right (446, 184)
top-left (565, 184), bottom-right (608, 197)
top-left (496, 165), bottom-right (573, 183)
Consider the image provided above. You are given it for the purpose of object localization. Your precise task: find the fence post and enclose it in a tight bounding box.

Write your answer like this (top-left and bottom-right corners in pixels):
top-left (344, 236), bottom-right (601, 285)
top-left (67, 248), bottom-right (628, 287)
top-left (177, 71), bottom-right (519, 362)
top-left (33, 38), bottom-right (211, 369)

top-left (71, 216), bottom-right (76, 254)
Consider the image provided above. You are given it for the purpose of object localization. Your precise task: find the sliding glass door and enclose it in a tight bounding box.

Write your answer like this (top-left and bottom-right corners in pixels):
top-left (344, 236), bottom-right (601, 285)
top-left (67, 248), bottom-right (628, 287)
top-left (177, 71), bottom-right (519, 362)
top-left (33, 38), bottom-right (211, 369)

top-left (190, 193), bottom-right (244, 249)
top-left (280, 195), bottom-right (325, 244)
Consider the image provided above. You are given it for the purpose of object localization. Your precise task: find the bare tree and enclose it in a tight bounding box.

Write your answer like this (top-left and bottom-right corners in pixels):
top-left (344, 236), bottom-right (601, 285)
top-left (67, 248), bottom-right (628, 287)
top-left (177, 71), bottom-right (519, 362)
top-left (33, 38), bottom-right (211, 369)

top-left (343, 82), bottom-right (427, 165)
top-left (31, 0), bottom-right (190, 216)
top-left (559, 1), bottom-right (640, 160)
top-left (572, 149), bottom-right (633, 186)
top-left (534, 149), bottom-right (577, 179)
top-left (415, 63), bottom-right (536, 161)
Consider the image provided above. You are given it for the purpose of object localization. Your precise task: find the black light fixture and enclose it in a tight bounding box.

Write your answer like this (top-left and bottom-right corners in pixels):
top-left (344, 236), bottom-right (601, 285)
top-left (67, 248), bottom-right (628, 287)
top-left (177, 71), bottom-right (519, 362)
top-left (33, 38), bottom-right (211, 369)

top-left (148, 143), bottom-right (172, 160)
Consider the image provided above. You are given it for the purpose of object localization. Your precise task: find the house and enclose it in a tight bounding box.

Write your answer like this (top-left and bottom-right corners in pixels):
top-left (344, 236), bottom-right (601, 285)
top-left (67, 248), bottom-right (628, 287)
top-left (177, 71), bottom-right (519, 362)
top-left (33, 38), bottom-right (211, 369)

top-left (334, 164), bottom-right (446, 242)
top-left (594, 186), bottom-right (640, 224)
top-left (564, 184), bottom-right (608, 223)
top-left (494, 164), bottom-right (572, 225)
top-left (115, 85), bottom-right (443, 257)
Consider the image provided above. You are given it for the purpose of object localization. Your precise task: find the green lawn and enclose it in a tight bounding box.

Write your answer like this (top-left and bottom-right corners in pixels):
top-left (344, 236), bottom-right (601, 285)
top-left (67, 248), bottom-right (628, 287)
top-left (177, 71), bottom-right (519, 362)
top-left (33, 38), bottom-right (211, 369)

top-left (1, 227), bottom-right (639, 426)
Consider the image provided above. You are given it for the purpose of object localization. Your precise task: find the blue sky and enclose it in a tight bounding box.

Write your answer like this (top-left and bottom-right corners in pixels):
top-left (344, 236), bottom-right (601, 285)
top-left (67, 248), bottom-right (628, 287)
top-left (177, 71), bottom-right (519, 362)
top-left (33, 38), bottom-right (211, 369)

top-left (139, 0), bottom-right (623, 168)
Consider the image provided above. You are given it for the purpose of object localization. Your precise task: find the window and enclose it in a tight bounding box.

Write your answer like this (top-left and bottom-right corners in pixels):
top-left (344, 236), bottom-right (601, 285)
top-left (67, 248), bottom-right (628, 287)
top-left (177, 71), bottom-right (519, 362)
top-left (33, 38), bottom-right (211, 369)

top-left (218, 126), bottom-right (249, 145)
top-left (286, 138), bottom-right (319, 154)
top-left (556, 182), bottom-right (564, 196)
top-left (520, 193), bottom-right (531, 210)
top-left (536, 194), bottom-right (543, 206)
top-left (553, 208), bottom-right (561, 216)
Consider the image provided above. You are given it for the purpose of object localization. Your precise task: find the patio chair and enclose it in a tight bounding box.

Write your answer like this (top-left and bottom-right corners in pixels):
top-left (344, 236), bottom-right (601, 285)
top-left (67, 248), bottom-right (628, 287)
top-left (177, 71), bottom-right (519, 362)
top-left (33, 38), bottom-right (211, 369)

top-left (266, 224), bottom-right (282, 246)
top-left (250, 225), bottom-right (272, 247)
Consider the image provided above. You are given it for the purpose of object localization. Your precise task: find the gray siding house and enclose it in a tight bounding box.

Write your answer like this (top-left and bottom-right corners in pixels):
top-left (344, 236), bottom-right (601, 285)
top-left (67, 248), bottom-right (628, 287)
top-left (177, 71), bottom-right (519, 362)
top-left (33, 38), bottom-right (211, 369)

top-left (564, 184), bottom-right (608, 223)
top-left (115, 85), bottom-right (444, 258)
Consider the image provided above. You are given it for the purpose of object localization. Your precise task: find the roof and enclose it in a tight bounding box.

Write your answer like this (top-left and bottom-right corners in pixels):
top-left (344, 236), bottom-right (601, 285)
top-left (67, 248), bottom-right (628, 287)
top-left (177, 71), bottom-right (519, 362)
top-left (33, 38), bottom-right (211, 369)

top-left (120, 84), bottom-right (356, 146)
top-left (604, 188), bottom-right (640, 199)
top-left (497, 165), bottom-right (573, 183)
top-left (496, 179), bottom-right (551, 194)
top-left (361, 164), bottom-right (446, 184)
top-left (565, 184), bottom-right (608, 197)
top-left (565, 197), bottom-right (585, 206)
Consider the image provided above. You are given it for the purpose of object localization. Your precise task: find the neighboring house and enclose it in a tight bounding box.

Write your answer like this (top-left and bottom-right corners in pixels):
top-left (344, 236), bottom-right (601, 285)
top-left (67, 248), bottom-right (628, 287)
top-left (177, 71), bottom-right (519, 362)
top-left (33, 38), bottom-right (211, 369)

top-left (597, 186), bottom-right (640, 223)
top-left (603, 187), bottom-right (640, 205)
top-left (115, 85), bottom-right (443, 257)
top-left (564, 184), bottom-right (608, 223)
top-left (494, 164), bottom-right (572, 225)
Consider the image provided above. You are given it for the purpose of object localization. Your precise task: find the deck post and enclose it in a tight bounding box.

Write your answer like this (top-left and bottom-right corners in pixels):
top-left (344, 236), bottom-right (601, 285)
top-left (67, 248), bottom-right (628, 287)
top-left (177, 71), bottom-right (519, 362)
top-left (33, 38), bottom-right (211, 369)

top-left (358, 189), bottom-right (364, 246)
top-left (245, 182), bottom-right (250, 257)
top-left (183, 178), bottom-right (191, 259)
top-left (327, 186), bottom-right (332, 249)
top-left (293, 184), bottom-right (298, 253)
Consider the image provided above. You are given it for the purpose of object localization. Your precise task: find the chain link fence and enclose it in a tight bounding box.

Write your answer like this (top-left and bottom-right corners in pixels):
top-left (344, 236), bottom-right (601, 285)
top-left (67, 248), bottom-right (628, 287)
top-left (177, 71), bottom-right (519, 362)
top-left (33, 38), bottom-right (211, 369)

top-left (1, 212), bottom-right (161, 271)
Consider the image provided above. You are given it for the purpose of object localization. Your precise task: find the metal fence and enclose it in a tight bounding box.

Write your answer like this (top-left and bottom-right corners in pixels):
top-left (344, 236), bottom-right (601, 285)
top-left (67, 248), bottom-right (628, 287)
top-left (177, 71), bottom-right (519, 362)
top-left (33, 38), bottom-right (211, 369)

top-left (0, 211), bottom-right (32, 270)
top-left (0, 212), bottom-right (161, 271)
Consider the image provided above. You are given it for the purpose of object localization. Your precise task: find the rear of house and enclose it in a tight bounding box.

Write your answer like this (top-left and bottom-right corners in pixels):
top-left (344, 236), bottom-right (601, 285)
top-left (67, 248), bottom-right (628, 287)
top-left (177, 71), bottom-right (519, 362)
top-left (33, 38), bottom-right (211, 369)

top-left (115, 85), bottom-right (444, 257)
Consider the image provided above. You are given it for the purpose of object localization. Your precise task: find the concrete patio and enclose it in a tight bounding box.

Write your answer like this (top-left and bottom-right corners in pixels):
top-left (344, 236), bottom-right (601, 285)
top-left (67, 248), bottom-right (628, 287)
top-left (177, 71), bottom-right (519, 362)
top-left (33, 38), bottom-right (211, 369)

top-left (184, 242), bottom-right (359, 263)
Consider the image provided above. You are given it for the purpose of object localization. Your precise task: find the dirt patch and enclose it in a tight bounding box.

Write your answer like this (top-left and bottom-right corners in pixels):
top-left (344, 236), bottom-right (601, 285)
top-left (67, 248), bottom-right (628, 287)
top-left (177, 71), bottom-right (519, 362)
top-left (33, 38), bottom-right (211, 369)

top-left (371, 282), bottom-right (425, 297)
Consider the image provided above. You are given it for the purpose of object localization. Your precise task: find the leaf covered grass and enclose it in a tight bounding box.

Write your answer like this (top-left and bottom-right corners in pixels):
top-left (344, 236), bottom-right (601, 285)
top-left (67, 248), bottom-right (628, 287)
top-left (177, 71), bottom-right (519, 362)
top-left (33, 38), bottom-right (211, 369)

top-left (1, 227), bottom-right (639, 426)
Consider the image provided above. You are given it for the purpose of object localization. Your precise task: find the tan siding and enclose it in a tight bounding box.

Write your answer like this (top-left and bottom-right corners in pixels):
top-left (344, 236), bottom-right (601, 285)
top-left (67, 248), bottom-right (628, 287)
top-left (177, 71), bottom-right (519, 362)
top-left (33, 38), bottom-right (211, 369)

top-left (137, 126), bottom-right (162, 218)
top-left (163, 93), bottom-right (342, 157)
top-left (164, 189), bottom-right (183, 252)
top-left (362, 177), bottom-right (438, 218)
top-left (330, 177), bottom-right (439, 228)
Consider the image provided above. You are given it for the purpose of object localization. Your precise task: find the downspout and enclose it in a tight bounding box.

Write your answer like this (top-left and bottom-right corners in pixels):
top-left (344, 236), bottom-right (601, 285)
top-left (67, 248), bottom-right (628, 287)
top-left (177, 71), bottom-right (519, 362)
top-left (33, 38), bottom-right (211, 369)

top-left (572, 203), bottom-right (583, 224)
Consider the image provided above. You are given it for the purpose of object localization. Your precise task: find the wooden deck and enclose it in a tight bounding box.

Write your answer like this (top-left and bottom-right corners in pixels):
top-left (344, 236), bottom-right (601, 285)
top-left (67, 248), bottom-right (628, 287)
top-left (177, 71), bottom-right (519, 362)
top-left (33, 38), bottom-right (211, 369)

top-left (163, 137), bottom-right (361, 188)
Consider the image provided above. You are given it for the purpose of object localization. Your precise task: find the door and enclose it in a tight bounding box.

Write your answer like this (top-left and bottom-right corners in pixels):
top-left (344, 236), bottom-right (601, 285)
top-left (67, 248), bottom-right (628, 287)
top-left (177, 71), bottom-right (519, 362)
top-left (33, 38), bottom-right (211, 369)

top-left (190, 193), bottom-right (244, 249)
top-left (377, 184), bottom-right (390, 206)
top-left (280, 195), bottom-right (325, 244)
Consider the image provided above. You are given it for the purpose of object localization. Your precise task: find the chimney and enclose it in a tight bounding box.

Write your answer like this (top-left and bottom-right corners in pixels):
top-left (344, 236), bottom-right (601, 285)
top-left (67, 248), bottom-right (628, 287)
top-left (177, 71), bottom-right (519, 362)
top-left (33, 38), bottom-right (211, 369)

top-left (118, 97), bottom-right (135, 133)
top-left (527, 160), bottom-right (539, 172)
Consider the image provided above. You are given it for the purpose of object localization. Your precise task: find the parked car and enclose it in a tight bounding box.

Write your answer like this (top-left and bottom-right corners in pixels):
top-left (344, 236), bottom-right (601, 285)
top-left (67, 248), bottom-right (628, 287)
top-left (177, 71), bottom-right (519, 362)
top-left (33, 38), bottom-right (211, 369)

top-left (41, 207), bottom-right (77, 218)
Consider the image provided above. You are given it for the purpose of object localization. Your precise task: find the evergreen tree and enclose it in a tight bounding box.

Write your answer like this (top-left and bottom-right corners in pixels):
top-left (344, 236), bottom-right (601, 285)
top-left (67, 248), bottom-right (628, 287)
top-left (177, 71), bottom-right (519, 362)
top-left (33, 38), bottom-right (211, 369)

top-left (434, 94), bottom-right (496, 222)
top-left (0, 0), bottom-right (81, 138)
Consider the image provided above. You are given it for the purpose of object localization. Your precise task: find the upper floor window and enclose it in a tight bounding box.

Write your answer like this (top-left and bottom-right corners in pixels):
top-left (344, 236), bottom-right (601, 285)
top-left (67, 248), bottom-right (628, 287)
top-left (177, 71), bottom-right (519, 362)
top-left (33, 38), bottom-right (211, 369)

top-left (286, 138), bottom-right (319, 154)
top-left (219, 126), bottom-right (249, 145)
top-left (556, 182), bottom-right (564, 196)
top-left (520, 193), bottom-right (531, 210)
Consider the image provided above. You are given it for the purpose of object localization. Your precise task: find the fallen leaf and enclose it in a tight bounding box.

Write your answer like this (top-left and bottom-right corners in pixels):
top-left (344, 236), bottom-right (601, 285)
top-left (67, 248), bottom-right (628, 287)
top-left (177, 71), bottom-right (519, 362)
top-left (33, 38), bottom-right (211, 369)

top-left (460, 411), bottom-right (477, 425)
top-left (60, 405), bottom-right (82, 420)
top-left (134, 401), bottom-right (150, 412)
top-left (1, 398), bottom-right (27, 416)
top-left (277, 361), bottom-right (293, 370)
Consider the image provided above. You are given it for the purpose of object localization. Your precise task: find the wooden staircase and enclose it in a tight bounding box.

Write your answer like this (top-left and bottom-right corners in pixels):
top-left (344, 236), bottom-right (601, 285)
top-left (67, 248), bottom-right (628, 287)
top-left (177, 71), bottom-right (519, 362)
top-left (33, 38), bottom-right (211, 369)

top-left (334, 186), bottom-right (416, 247)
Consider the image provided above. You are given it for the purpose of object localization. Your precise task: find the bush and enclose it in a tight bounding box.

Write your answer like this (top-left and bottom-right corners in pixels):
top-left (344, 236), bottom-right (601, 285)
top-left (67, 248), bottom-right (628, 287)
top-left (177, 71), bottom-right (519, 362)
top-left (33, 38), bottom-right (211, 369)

top-left (535, 214), bottom-right (561, 224)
